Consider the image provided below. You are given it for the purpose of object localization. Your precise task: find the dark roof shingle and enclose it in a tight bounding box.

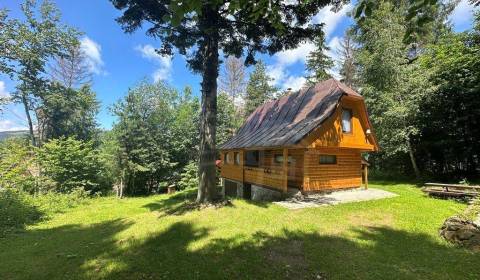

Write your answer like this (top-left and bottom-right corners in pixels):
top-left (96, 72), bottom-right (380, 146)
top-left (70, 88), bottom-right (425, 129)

top-left (219, 79), bottom-right (362, 149)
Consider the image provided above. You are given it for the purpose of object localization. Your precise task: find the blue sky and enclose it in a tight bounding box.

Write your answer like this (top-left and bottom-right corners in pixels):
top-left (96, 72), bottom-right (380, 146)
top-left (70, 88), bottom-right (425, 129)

top-left (0, 0), bottom-right (477, 131)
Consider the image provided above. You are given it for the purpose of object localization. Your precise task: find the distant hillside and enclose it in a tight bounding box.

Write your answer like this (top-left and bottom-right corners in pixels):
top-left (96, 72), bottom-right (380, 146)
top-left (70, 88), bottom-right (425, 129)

top-left (0, 130), bottom-right (29, 141)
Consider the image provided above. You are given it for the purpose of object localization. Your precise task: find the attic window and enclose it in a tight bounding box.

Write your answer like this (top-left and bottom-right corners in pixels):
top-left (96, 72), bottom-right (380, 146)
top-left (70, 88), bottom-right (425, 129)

top-left (319, 155), bottom-right (337, 165)
top-left (342, 109), bottom-right (352, 133)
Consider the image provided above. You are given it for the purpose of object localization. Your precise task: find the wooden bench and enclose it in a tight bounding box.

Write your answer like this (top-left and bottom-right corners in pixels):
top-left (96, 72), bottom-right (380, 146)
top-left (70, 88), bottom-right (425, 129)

top-left (422, 183), bottom-right (480, 198)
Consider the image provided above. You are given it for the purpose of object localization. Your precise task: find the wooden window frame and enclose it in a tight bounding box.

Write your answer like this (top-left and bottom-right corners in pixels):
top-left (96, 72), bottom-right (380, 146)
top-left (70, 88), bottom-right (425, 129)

top-left (274, 154), bottom-right (295, 165)
top-left (319, 154), bottom-right (337, 165)
top-left (341, 108), bottom-right (353, 134)
top-left (234, 152), bottom-right (240, 165)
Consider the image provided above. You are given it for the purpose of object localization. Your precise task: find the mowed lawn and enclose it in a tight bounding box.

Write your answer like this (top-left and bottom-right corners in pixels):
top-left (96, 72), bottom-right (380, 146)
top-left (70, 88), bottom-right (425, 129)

top-left (1, 182), bottom-right (479, 280)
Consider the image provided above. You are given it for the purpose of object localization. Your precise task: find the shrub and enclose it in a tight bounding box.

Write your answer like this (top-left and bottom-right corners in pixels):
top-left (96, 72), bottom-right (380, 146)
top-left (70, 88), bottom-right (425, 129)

top-left (177, 161), bottom-right (198, 190)
top-left (0, 139), bottom-right (36, 192)
top-left (0, 187), bottom-right (90, 236)
top-left (37, 137), bottom-right (108, 193)
top-left (0, 188), bottom-right (41, 235)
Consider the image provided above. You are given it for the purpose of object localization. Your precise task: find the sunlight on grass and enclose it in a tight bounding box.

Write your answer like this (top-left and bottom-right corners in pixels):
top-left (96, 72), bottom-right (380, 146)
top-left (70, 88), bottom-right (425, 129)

top-left (1, 182), bottom-right (478, 279)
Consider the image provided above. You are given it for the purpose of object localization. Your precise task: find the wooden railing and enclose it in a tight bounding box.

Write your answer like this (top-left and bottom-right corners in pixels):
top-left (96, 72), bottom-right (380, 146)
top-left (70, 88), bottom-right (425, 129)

top-left (243, 166), bottom-right (285, 191)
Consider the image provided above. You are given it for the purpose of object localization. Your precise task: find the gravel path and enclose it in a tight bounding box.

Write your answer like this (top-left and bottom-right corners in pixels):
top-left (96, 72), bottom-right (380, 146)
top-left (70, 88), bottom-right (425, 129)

top-left (274, 188), bottom-right (398, 210)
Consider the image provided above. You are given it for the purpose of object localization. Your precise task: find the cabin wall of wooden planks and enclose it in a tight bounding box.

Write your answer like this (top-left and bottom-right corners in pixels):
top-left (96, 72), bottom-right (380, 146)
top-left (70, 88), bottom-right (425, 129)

top-left (220, 150), bottom-right (244, 182)
top-left (303, 147), bottom-right (362, 191)
top-left (301, 97), bottom-right (376, 151)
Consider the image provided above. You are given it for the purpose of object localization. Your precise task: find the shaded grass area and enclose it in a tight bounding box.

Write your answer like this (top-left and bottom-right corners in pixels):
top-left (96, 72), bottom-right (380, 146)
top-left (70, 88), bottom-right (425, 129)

top-left (0, 182), bottom-right (479, 279)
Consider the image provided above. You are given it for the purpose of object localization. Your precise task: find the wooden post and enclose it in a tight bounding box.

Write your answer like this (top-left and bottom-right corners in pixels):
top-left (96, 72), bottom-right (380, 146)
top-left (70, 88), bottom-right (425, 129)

top-left (282, 148), bottom-right (288, 193)
top-left (364, 165), bottom-right (368, 190)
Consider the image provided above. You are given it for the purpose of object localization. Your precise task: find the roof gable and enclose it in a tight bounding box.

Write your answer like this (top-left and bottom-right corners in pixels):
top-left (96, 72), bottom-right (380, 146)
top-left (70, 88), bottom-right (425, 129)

top-left (219, 79), bottom-right (363, 150)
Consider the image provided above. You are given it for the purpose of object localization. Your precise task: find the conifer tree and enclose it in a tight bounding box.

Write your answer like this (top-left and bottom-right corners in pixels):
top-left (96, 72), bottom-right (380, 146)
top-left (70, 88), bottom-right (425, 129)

top-left (306, 35), bottom-right (334, 84)
top-left (244, 61), bottom-right (277, 117)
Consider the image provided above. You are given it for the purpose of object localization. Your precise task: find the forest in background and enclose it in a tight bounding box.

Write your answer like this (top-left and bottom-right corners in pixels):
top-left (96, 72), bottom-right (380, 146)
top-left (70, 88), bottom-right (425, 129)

top-left (0, 0), bottom-right (479, 209)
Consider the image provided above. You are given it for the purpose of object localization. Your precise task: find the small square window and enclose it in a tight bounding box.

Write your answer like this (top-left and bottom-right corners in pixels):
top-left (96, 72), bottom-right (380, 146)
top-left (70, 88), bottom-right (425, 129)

top-left (234, 152), bottom-right (240, 165)
top-left (320, 155), bottom-right (337, 164)
top-left (223, 153), bottom-right (228, 163)
top-left (274, 154), bottom-right (295, 165)
top-left (342, 109), bottom-right (352, 133)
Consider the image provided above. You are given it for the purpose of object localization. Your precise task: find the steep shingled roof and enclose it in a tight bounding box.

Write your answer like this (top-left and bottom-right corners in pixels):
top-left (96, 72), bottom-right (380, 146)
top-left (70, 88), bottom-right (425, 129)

top-left (219, 78), bottom-right (363, 150)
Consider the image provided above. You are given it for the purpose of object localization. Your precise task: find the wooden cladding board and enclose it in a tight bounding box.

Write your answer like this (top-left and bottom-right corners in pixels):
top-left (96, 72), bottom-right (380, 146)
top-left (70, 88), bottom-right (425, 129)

top-left (220, 150), bottom-right (243, 182)
top-left (244, 167), bottom-right (284, 191)
top-left (221, 164), bottom-right (243, 182)
top-left (257, 149), bottom-right (304, 188)
top-left (303, 147), bottom-right (362, 191)
top-left (301, 97), bottom-right (376, 151)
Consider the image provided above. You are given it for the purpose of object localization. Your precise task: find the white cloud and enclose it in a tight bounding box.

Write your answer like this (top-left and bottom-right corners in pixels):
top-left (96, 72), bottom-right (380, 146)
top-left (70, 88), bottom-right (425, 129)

top-left (312, 4), bottom-right (352, 39)
top-left (267, 4), bottom-right (352, 89)
top-left (0, 120), bottom-right (27, 132)
top-left (0, 81), bottom-right (9, 97)
top-left (283, 76), bottom-right (307, 91)
top-left (135, 44), bottom-right (173, 82)
top-left (80, 36), bottom-right (105, 75)
top-left (450, 0), bottom-right (479, 31)
top-left (325, 36), bottom-right (342, 79)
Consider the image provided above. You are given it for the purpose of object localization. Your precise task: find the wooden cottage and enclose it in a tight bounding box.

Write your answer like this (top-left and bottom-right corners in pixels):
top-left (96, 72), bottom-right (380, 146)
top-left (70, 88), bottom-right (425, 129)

top-left (219, 79), bottom-right (378, 198)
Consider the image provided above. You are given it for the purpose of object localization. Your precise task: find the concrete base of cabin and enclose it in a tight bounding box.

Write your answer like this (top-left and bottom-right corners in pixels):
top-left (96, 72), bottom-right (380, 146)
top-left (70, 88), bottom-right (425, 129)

top-left (222, 179), bottom-right (283, 201)
top-left (251, 185), bottom-right (282, 202)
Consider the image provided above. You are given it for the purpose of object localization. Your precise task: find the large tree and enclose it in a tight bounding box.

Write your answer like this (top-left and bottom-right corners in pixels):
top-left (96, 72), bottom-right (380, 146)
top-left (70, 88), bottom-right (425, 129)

top-left (111, 81), bottom-right (199, 195)
top-left (110, 0), bottom-right (338, 203)
top-left (0, 0), bottom-right (79, 146)
top-left (244, 60), bottom-right (277, 117)
top-left (353, 0), bottom-right (456, 178)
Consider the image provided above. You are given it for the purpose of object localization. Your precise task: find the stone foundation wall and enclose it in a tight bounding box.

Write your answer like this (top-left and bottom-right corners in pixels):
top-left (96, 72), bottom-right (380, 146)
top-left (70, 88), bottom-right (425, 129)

top-left (251, 185), bottom-right (282, 201)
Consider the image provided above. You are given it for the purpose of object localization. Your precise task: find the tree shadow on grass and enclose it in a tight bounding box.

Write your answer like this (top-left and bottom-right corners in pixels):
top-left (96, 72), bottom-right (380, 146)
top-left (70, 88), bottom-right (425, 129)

top-left (0, 219), bottom-right (133, 279)
top-left (143, 188), bottom-right (235, 217)
top-left (1, 218), bottom-right (479, 279)
top-left (102, 224), bottom-right (479, 280)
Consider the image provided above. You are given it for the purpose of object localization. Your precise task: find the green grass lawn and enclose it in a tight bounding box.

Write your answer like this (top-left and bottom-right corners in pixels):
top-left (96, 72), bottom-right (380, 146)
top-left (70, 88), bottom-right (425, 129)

top-left (1, 182), bottom-right (479, 279)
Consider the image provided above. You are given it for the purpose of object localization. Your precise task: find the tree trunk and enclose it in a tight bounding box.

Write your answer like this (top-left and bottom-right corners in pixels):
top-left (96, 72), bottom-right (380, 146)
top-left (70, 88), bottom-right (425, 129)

top-left (21, 92), bottom-right (36, 147)
top-left (197, 15), bottom-right (219, 203)
top-left (407, 139), bottom-right (421, 179)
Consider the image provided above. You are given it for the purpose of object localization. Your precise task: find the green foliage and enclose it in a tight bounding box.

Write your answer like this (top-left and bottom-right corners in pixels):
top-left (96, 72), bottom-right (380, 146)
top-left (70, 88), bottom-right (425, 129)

top-left (177, 161), bottom-right (199, 190)
top-left (37, 137), bottom-right (106, 193)
top-left (0, 187), bottom-right (89, 236)
top-left (306, 35), bottom-right (334, 84)
top-left (0, 0), bottom-right (80, 146)
top-left (111, 81), bottom-right (200, 195)
top-left (110, 0), bottom-right (331, 70)
top-left (353, 1), bottom-right (432, 177)
top-left (0, 188), bottom-right (41, 235)
top-left (244, 61), bottom-right (277, 117)
top-left (415, 18), bottom-right (480, 178)
top-left (217, 92), bottom-right (242, 145)
top-left (0, 138), bottom-right (36, 192)
top-left (39, 83), bottom-right (99, 142)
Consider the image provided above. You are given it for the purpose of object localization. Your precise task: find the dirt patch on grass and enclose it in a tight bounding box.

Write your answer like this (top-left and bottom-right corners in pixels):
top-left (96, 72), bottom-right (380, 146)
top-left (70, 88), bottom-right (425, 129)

top-left (347, 213), bottom-right (394, 228)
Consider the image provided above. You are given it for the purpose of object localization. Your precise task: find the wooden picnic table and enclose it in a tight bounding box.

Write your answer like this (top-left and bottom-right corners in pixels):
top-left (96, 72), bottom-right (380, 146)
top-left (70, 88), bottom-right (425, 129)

top-left (422, 182), bottom-right (480, 198)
